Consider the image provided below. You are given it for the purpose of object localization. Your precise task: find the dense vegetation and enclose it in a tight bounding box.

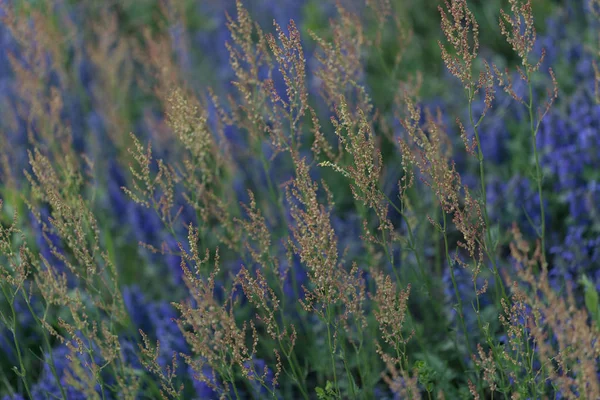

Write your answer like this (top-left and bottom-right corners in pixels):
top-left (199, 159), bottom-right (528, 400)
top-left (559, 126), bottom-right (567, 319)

top-left (0, 0), bottom-right (598, 398)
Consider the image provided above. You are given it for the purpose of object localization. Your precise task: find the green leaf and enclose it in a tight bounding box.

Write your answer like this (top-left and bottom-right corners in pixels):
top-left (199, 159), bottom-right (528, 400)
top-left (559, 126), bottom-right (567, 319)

top-left (315, 381), bottom-right (337, 400)
top-left (580, 275), bottom-right (600, 325)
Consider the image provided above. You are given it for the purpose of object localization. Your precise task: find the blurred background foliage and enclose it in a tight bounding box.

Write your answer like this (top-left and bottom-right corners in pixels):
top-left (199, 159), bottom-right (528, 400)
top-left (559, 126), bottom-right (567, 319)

top-left (1, 0), bottom-right (599, 398)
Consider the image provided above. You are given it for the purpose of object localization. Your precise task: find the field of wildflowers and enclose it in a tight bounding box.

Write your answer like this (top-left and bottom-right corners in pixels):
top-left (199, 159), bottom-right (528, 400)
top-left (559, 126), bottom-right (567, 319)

top-left (0, 0), bottom-right (599, 398)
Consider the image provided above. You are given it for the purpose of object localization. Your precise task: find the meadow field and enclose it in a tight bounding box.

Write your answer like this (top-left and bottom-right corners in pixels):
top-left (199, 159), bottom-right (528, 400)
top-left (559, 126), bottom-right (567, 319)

top-left (0, 0), bottom-right (599, 398)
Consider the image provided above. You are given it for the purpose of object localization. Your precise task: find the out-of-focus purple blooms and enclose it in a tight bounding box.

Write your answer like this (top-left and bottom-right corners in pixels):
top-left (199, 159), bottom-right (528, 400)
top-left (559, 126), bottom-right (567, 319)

top-left (442, 258), bottom-right (495, 333)
top-left (107, 159), bottom-right (129, 221)
top-left (331, 213), bottom-right (364, 261)
top-left (2, 395), bottom-right (25, 400)
top-left (193, 23), bottom-right (232, 88)
top-left (164, 236), bottom-right (184, 284)
top-left (0, 20), bottom-right (17, 79)
top-left (31, 208), bottom-right (74, 282)
top-left (549, 226), bottom-right (600, 294)
top-left (486, 175), bottom-right (548, 237)
top-left (59, 92), bottom-right (88, 153)
top-left (243, 358), bottom-right (275, 398)
top-left (31, 342), bottom-right (101, 400)
top-left (0, 330), bottom-right (14, 366)
top-left (277, 245), bottom-right (308, 302)
top-left (190, 0), bottom-right (308, 93)
top-left (86, 111), bottom-right (108, 150)
top-left (169, 22), bottom-right (192, 76)
top-left (123, 285), bottom-right (189, 368)
top-left (565, 181), bottom-right (600, 224)
top-left (127, 205), bottom-right (162, 246)
top-left (471, 110), bottom-right (510, 165)
top-left (188, 364), bottom-right (219, 399)
top-left (123, 285), bottom-right (155, 334)
top-left (119, 338), bottom-right (142, 370)
top-left (0, 293), bottom-right (42, 365)
top-left (537, 76), bottom-right (600, 193)
top-left (76, 50), bottom-right (95, 98)
top-left (153, 301), bottom-right (189, 368)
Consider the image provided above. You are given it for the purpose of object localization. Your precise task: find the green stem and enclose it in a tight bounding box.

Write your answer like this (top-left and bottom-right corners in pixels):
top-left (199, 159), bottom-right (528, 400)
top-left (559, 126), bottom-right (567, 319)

top-left (1, 284), bottom-right (33, 400)
top-left (442, 213), bottom-right (471, 370)
top-left (273, 309), bottom-right (310, 400)
top-left (527, 71), bottom-right (546, 263)
top-left (24, 295), bottom-right (68, 400)
top-left (340, 343), bottom-right (357, 399)
top-left (467, 87), bottom-right (508, 303)
top-left (380, 190), bottom-right (443, 323)
top-left (325, 307), bottom-right (339, 398)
